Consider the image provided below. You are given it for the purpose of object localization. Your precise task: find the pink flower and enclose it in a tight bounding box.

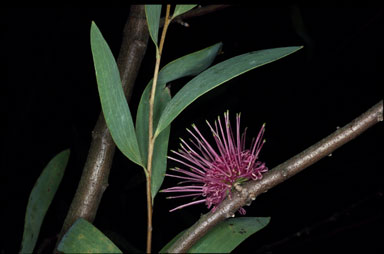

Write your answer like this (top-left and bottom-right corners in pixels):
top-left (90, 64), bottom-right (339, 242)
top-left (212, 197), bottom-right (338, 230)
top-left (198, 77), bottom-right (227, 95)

top-left (162, 112), bottom-right (267, 215)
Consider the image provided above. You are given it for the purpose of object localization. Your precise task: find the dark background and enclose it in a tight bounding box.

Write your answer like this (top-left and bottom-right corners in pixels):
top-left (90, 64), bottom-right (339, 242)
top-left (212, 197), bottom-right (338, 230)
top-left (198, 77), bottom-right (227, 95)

top-left (4, 7), bottom-right (383, 253)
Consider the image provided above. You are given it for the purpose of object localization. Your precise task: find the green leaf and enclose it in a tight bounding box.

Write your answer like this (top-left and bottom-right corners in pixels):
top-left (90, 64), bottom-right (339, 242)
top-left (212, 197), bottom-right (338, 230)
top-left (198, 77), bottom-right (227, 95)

top-left (160, 217), bottom-right (270, 253)
top-left (57, 218), bottom-right (122, 254)
top-left (91, 21), bottom-right (143, 167)
top-left (150, 88), bottom-right (171, 202)
top-left (155, 46), bottom-right (303, 137)
top-left (172, 5), bottom-right (197, 18)
top-left (20, 149), bottom-right (70, 254)
top-left (145, 5), bottom-right (162, 50)
top-left (157, 43), bottom-right (223, 86)
top-left (189, 217), bottom-right (270, 253)
top-left (136, 82), bottom-right (171, 200)
top-left (135, 43), bottom-right (222, 201)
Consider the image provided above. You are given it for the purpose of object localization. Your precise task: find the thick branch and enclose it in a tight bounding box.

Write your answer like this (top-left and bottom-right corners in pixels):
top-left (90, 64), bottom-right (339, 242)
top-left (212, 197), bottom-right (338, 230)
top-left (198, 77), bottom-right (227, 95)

top-left (57, 5), bottom-right (149, 242)
top-left (56, 4), bottom-right (230, 248)
top-left (167, 100), bottom-right (383, 253)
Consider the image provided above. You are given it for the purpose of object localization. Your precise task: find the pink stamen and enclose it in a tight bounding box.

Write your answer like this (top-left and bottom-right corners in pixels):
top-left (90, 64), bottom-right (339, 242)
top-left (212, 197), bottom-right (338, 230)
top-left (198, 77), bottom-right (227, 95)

top-left (162, 112), bottom-right (267, 215)
top-left (169, 199), bottom-right (206, 212)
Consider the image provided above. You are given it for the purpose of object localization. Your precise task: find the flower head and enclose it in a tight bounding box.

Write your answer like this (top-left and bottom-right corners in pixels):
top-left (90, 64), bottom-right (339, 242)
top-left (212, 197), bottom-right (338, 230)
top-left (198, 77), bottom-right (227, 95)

top-left (162, 111), bottom-right (267, 215)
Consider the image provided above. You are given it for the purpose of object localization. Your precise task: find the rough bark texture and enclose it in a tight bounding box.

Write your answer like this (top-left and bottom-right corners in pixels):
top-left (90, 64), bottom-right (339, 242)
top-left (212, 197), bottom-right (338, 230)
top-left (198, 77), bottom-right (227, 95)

top-left (167, 100), bottom-right (383, 253)
top-left (56, 4), bottom-right (231, 247)
top-left (57, 5), bottom-right (149, 243)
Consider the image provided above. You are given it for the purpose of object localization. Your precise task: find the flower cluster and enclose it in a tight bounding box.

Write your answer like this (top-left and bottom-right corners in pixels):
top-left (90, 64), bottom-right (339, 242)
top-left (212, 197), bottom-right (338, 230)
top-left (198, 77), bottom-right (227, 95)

top-left (162, 112), bottom-right (267, 214)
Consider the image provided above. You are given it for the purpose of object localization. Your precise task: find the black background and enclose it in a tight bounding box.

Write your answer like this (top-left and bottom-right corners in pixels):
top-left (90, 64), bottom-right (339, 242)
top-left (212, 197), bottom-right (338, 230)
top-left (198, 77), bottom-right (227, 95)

top-left (4, 7), bottom-right (384, 253)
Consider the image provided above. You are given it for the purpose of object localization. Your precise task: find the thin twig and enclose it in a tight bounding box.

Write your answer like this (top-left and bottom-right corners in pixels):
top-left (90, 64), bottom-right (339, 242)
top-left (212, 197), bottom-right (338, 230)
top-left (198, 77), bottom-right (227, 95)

top-left (55, 4), bottom-right (235, 252)
top-left (166, 100), bottom-right (383, 253)
top-left (160, 5), bottom-right (231, 27)
top-left (146, 5), bottom-right (171, 253)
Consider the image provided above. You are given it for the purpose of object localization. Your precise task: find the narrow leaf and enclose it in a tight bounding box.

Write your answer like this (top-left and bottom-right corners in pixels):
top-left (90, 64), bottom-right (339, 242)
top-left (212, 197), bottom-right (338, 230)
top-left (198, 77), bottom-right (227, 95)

top-left (57, 218), bottom-right (122, 254)
top-left (157, 43), bottom-right (223, 86)
top-left (135, 81), bottom-right (171, 202)
top-left (155, 46), bottom-right (303, 137)
top-left (172, 5), bottom-right (197, 18)
top-left (145, 5), bottom-right (162, 50)
top-left (91, 22), bottom-right (142, 166)
top-left (135, 82), bottom-right (169, 172)
top-left (135, 43), bottom-right (222, 201)
top-left (150, 87), bottom-right (171, 201)
top-left (160, 217), bottom-right (270, 253)
top-left (20, 149), bottom-right (70, 254)
top-left (136, 42), bottom-right (222, 164)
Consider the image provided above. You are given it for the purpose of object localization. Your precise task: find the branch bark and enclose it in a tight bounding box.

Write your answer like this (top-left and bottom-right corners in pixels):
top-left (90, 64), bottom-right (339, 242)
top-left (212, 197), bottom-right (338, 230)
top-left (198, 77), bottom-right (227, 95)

top-left (167, 100), bottom-right (383, 253)
top-left (57, 5), bottom-right (149, 243)
top-left (56, 4), bottom-right (232, 249)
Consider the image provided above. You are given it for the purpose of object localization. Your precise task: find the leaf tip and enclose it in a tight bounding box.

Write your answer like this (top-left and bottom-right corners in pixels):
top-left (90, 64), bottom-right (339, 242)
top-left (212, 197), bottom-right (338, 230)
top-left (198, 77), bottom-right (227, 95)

top-left (63, 148), bottom-right (71, 156)
top-left (90, 20), bottom-right (98, 31)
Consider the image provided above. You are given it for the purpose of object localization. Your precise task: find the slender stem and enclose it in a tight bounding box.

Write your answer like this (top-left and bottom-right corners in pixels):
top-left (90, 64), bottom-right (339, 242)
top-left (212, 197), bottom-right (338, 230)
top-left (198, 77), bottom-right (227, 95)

top-left (167, 100), bottom-right (383, 253)
top-left (145, 172), bottom-right (152, 253)
top-left (146, 5), bottom-right (171, 253)
top-left (54, 4), bottom-right (233, 253)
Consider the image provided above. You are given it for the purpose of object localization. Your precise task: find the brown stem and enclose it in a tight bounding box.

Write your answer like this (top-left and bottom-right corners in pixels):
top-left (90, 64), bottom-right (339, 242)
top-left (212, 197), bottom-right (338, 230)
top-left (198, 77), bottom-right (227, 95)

top-left (146, 5), bottom-right (171, 253)
top-left (166, 100), bottom-right (383, 253)
top-left (145, 173), bottom-right (153, 253)
top-left (55, 4), bottom-right (234, 251)
top-left (56, 5), bottom-right (149, 247)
